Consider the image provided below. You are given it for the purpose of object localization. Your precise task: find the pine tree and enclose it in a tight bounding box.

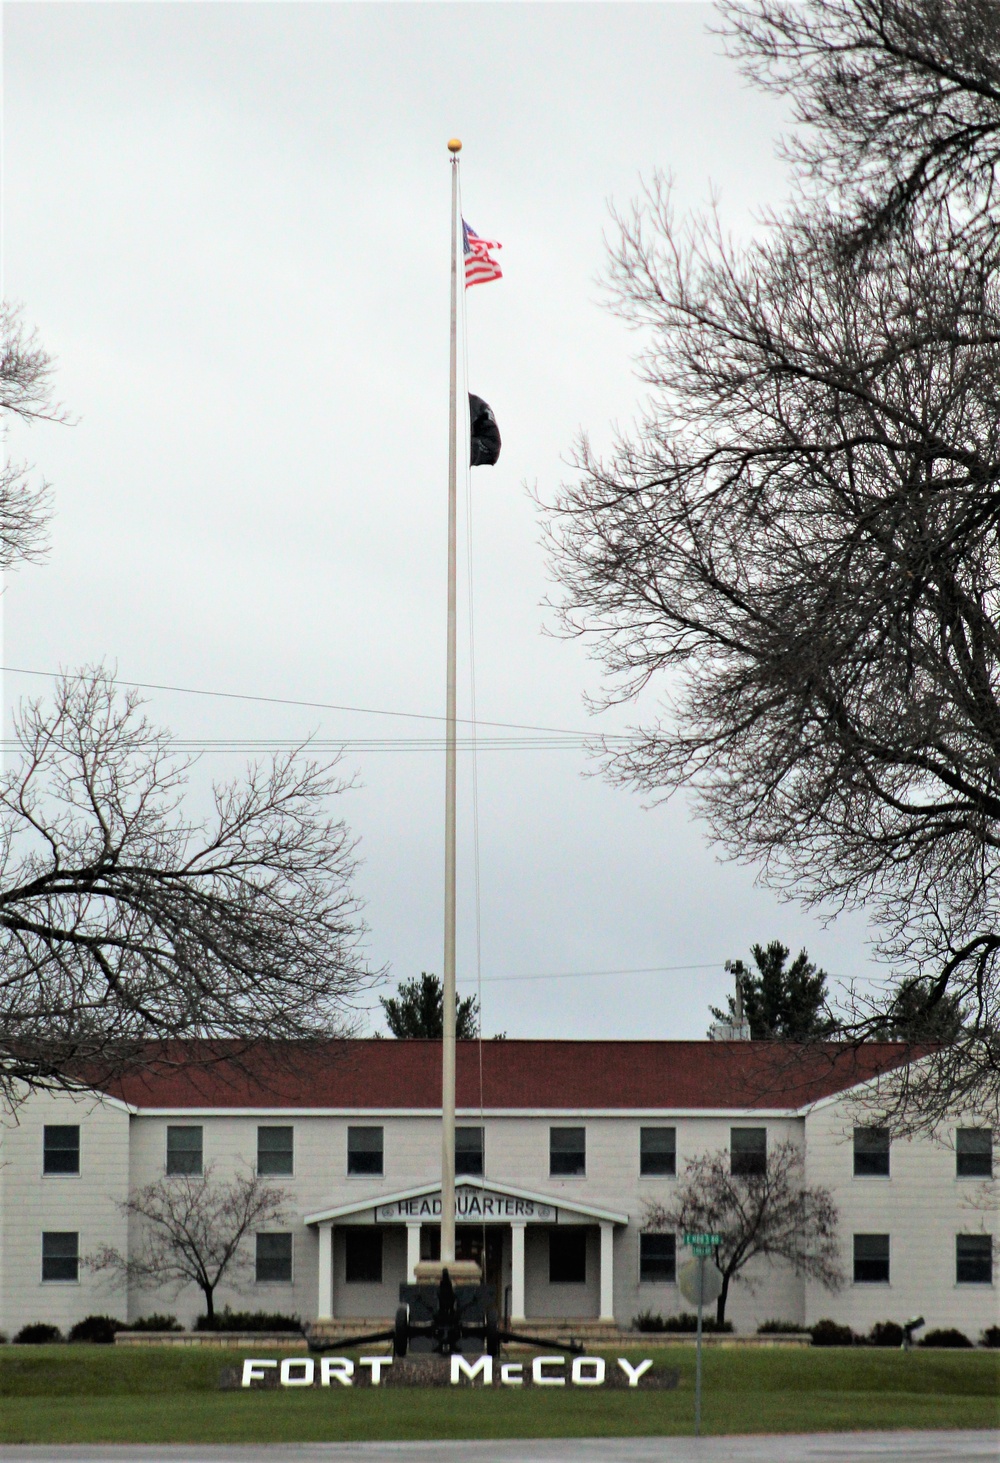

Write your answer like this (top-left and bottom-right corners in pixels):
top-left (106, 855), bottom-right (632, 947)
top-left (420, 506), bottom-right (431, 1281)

top-left (710, 941), bottom-right (838, 1040)
top-left (380, 972), bottom-right (480, 1039)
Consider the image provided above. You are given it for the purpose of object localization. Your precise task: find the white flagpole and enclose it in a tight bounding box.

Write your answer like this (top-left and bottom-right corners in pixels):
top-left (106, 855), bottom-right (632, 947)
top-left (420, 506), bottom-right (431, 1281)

top-left (441, 137), bottom-right (462, 1268)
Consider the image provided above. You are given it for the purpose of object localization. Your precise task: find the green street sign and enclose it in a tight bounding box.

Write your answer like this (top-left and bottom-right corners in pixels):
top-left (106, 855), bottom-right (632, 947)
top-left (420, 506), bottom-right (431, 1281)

top-left (683, 1232), bottom-right (722, 1247)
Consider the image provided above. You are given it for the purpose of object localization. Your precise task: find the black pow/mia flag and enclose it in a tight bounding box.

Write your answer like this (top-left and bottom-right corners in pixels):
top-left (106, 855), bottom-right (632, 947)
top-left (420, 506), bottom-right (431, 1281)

top-left (469, 394), bottom-right (501, 467)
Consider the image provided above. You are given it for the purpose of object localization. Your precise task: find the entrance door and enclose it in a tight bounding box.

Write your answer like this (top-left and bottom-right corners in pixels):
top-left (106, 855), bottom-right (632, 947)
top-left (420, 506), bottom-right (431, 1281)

top-left (419, 1224), bottom-right (503, 1314)
top-left (457, 1225), bottom-right (503, 1314)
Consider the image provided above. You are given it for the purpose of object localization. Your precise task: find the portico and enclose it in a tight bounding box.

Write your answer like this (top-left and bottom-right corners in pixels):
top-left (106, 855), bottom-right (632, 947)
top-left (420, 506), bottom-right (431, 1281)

top-left (305, 1176), bottom-right (628, 1325)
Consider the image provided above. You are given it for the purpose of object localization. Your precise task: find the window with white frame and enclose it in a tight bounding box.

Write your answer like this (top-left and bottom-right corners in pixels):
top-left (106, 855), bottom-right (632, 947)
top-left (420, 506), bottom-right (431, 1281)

top-left (455, 1126), bottom-right (484, 1176)
top-left (640, 1127), bottom-right (676, 1176)
top-left (255, 1232), bottom-right (293, 1282)
top-left (956, 1234), bottom-right (993, 1284)
top-left (853, 1233), bottom-right (890, 1284)
top-left (347, 1126), bottom-right (383, 1175)
top-left (166, 1125), bottom-right (203, 1175)
top-left (853, 1127), bottom-right (890, 1177)
top-left (257, 1126), bottom-right (294, 1176)
top-left (956, 1129), bottom-right (993, 1179)
top-left (42, 1231), bottom-right (79, 1282)
top-left (730, 1127), bottom-right (766, 1176)
top-left (43, 1125), bottom-right (80, 1175)
top-left (639, 1232), bottom-right (676, 1281)
top-left (549, 1127), bottom-right (585, 1176)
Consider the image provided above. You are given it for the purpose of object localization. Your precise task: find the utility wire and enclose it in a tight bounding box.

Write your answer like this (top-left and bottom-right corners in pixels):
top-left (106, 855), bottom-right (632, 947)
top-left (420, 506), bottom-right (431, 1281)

top-left (0, 663), bottom-right (618, 740)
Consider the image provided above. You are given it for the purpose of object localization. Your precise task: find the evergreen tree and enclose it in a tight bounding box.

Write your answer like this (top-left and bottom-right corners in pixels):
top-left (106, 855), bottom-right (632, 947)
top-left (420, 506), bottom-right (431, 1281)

top-left (872, 979), bottom-right (965, 1042)
top-left (380, 972), bottom-right (479, 1039)
top-left (710, 941), bottom-right (838, 1040)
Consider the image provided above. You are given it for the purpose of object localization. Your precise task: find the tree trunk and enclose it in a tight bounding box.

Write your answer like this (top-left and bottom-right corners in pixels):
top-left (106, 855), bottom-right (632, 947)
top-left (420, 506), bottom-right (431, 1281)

top-left (716, 1272), bottom-right (731, 1326)
top-left (202, 1285), bottom-right (215, 1325)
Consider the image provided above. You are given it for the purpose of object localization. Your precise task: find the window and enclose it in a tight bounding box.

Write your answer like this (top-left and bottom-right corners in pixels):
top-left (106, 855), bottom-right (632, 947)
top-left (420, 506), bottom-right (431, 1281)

top-left (43, 1125), bottom-right (80, 1175)
top-left (347, 1126), bottom-right (383, 1176)
top-left (455, 1126), bottom-right (484, 1177)
top-left (640, 1127), bottom-right (676, 1176)
top-left (166, 1126), bottom-right (203, 1175)
top-left (256, 1232), bottom-right (293, 1282)
top-left (957, 1129), bottom-right (993, 1179)
top-left (956, 1234), bottom-right (993, 1285)
top-left (730, 1127), bottom-right (766, 1177)
top-left (42, 1231), bottom-right (79, 1283)
top-left (344, 1229), bottom-right (383, 1283)
top-left (640, 1232), bottom-right (676, 1282)
top-left (853, 1127), bottom-right (890, 1177)
top-left (549, 1228), bottom-right (587, 1283)
top-left (257, 1126), bottom-right (294, 1176)
top-left (853, 1233), bottom-right (890, 1284)
top-left (549, 1127), bottom-right (586, 1176)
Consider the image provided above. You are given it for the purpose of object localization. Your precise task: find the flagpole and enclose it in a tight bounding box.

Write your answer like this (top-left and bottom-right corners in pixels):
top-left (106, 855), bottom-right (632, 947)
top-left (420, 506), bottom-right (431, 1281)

top-left (441, 136), bottom-right (461, 1270)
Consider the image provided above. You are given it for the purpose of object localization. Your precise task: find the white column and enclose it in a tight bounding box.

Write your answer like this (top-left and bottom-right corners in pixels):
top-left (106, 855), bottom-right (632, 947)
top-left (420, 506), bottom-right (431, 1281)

top-left (599, 1222), bottom-right (615, 1322)
top-left (407, 1222), bottom-right (421, 1282)
top-left (511, 1222), bottom-right (526, 1322)
top-left (316, 1223), bottom-right (333, 1321)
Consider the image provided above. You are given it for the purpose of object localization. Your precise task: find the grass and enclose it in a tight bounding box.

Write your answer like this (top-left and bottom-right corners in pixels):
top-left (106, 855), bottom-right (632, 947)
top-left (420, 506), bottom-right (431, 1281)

top-left (0, 1344), bottom-right (996, 1443)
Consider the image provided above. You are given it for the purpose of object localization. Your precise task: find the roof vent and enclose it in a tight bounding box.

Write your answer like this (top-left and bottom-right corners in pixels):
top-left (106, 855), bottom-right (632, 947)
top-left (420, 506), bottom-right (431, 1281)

top-left (707, 968), bottom-right (751, 1041)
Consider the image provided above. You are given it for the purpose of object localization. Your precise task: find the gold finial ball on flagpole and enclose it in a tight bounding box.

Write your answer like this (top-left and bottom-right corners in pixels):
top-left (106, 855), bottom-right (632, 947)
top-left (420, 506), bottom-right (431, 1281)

top-left (447, 138), bottom-right (462, 153)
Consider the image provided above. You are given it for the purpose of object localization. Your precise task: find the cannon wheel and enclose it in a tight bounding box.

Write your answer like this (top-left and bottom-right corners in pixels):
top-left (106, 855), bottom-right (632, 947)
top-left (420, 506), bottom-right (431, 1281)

top-left (485, 1309), bottom-right (500, 1358)
top-left (393, 1305), bottom-right (409, 1358)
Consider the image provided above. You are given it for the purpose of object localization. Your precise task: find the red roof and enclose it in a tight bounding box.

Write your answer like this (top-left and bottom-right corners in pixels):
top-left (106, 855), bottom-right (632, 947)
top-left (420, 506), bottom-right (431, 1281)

top-left (105, 1039), bottom-right (908, 1111)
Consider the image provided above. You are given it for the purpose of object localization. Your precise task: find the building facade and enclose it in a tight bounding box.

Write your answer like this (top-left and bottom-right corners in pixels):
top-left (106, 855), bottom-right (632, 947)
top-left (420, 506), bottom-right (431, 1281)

top-left (0, 1041), bottom-right (994, 1339)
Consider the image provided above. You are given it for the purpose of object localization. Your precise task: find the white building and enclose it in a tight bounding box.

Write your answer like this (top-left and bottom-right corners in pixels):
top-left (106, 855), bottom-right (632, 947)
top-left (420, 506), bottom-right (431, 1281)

top-left (0, 1040), bottom-right (994, 1339)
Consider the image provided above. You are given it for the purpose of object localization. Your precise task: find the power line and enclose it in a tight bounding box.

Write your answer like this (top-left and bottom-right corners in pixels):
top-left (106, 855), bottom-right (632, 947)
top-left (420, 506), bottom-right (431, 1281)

top-left (0, 663), bottom-right (626, 741)
top-left (460, 963), bottom-right (723, 984)
top-left (455, 963), bottom-right (881, 985)
top-left (0, 736), bottom-right (605, 754)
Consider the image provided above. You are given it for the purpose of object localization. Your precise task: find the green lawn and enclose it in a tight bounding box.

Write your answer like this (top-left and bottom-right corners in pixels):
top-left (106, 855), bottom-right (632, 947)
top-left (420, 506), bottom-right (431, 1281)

top-left (0, 1344), bottom-right (996, 1442)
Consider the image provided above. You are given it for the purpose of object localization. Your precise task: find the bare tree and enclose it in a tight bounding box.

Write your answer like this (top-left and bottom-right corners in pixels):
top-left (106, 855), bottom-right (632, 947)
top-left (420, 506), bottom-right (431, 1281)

top-left (0, 669), bottom-right (376, 1105)
top-left (89, 1166), bottom-right (290, 1323)
top-left (643, 1141), bottom-right (842, 1324)
top-left (544, 177), bottom-right (1000, 1124)
top-left (0, 302), bottom-right (64, 565)
top-left (718, 0), bottom-right (1000, 249)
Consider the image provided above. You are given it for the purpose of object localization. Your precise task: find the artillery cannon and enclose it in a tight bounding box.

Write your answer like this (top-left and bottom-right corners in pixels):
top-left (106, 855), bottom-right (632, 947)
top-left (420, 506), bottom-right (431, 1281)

top-left (307, 1267), bottom-right (583, 1358)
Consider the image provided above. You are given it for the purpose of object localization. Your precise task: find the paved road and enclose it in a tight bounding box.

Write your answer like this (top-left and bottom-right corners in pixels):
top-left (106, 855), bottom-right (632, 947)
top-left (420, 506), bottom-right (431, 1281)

top-left (1, 1435), bottom-right (997, 1462)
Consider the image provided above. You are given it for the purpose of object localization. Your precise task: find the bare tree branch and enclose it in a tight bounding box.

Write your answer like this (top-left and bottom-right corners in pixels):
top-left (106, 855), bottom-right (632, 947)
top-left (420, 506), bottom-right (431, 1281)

top-left (0, 668), bottom-right (378, 1105)
top-left (643, 1140), bottom-right (843, 1324)
top-left (88, 1166), bottom-right (290, 1322)
top-left (717, 0), bottom-right (1000, 249)
top-left (0, 302), bottom-right (64, 566)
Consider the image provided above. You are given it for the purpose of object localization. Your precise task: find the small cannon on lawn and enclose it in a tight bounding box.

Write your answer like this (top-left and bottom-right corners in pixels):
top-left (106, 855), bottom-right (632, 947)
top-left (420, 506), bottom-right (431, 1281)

top-left (307, 1267), bottom-right (583, 1358)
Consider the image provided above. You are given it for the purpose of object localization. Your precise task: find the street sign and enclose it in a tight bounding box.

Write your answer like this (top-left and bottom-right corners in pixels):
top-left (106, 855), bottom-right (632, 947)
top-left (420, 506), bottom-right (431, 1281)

top-left (678, 1258), bottom-right (724, 1308)
top-left (677, 1250), bottom-right (725, 1437)
top-left (683, 1231), bottom-right (721, 1256)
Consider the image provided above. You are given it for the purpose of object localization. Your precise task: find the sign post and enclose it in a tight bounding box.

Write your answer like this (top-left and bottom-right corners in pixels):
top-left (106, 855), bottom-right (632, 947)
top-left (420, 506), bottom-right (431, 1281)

top-left (679, 1233), bottom-right (723, 1437)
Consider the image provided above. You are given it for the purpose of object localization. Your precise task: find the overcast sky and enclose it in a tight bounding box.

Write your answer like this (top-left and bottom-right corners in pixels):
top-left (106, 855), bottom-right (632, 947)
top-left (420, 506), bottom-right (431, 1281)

top-left (2, 2), bottom-right (883, 1039)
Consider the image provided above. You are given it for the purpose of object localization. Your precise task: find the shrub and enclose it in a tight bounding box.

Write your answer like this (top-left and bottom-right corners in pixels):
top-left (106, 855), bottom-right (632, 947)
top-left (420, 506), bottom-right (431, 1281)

top-left (660, 1312), bottom-right (734, 1334)
top-left (633, 1310), bottom-right (666, 1333)
top-left (14, 1323), bottom-right (63, 1344)
top-left (68, 1315), bottom-right (124, 1345)
top-left (981, 1325), bottom-right (1000, 1348)
top-left (919, 1328), bottom-right (973, 1348)
top-left (868, 1320), bottom-right (904, 1348)
top-left (810, 1318), bottom-right (857, 1346)
top-left (757, 1319), bottom-right (809, 1334)
top-left (194, 1308), bottom-right (302, 1333)
top-left (121, 1314), bottom-right (184, 1333)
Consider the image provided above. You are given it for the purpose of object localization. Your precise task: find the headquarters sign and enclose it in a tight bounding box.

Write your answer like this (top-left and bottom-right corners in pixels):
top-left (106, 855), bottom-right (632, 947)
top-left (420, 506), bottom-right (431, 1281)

top-left (376, 1186), bottom-right (555, 1223)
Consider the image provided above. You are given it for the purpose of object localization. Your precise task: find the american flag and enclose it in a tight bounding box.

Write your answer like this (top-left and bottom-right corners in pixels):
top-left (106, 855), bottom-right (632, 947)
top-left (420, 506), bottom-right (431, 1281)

top-left (463, 219), bottom-right (503, 288)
